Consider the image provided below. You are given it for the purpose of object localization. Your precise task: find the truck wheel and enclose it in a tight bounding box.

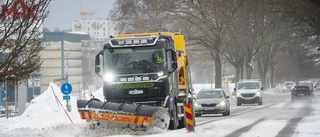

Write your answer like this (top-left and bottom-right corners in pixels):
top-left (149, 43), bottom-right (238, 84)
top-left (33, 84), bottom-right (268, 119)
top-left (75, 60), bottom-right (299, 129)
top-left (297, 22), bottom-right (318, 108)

top-left (178, 116), bottom-right (186, 129)
top-left (169, 105), bottom-right (178, 130)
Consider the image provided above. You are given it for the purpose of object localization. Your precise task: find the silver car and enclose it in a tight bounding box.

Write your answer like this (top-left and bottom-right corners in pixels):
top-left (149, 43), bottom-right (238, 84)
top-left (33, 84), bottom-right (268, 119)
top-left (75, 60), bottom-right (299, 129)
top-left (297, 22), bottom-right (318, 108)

top-left (194, 89), bottom-right (230, 117)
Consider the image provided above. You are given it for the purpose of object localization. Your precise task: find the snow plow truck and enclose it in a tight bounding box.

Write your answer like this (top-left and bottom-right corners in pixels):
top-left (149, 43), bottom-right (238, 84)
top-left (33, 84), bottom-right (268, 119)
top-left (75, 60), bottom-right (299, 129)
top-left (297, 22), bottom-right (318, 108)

top-left (77, 32), bottom-right (195, 130)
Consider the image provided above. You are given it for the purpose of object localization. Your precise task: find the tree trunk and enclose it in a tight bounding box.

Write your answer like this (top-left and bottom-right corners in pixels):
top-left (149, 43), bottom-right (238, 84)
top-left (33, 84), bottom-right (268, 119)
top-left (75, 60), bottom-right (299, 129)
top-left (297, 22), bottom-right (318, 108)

top-left (241, 64), bottom-right (244, 80)
top-left (257, 60), bottom-right (268, 90)
top-left (244, 58), bottom-right (253, 79)
top-left (214, 53), bottom-right (222, 88)
top-left (270, 61), bottom-right (276, 88)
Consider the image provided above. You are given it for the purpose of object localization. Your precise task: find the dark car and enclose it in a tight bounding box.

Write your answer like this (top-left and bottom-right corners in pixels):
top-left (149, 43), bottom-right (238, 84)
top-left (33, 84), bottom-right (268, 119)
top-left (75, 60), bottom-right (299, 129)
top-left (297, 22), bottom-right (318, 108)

top-left (291, 85), bottom-right (314, 102)
top-left (194, 89), bottom-right (230, 117)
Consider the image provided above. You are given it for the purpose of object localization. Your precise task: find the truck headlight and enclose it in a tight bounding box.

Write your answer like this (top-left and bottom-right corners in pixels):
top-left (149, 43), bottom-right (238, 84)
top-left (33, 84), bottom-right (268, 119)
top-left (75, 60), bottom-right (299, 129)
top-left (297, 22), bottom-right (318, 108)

top-left (157, 71), bottom-right (164, 76)
top-left (104, 72), bottom-right (114, 82)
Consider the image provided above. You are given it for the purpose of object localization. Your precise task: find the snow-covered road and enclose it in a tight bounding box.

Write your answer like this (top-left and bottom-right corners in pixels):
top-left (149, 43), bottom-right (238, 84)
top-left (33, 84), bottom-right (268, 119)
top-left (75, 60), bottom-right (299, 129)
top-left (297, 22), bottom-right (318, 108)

top-left (0, 83), bottom-right (320, 137)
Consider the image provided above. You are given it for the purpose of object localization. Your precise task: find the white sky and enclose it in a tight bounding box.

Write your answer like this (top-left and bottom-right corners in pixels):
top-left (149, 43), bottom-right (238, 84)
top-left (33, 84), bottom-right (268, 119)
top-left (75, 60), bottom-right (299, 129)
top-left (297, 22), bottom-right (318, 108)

top-left (0, 83), bottom-right (319, 137)
top-left (44, 0), bottom-right (116, 31)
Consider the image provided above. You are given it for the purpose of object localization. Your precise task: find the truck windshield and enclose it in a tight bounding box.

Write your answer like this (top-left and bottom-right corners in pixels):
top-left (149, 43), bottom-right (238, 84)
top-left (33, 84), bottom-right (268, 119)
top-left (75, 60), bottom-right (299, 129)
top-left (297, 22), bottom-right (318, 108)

top-left (237, 82), bottom-right (259, 89)
top-left (104, 47), bottom-right (166, 74)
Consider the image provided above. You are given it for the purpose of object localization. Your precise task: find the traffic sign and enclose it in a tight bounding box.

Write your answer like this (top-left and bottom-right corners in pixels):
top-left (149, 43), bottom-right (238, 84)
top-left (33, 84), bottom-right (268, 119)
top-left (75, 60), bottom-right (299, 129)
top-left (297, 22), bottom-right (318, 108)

top-left (63, 95), bottom-right (70, 100)
top-left (61, 83), bottom-right (72, 94)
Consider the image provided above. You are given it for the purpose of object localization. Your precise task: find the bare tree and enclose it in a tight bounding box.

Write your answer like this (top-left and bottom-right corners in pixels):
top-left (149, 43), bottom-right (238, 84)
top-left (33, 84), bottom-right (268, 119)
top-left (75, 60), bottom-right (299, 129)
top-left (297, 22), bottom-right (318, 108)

top-left (0, 0), bottom-right (51, 83)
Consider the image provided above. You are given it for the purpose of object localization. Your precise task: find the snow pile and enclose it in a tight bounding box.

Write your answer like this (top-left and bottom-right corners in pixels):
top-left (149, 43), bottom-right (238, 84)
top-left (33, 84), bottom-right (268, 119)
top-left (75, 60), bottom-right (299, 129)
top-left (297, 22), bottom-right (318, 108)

top-left (1, 83), bottom-right (84, 132)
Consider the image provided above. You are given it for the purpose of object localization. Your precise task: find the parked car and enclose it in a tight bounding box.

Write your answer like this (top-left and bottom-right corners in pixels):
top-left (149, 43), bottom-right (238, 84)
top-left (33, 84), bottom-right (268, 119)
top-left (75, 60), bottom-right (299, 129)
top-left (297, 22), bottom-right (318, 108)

top-left (291, 85), bottom-right (314, 102)
top-left (194, 89), bottom-right (230, 117)
top-left (283, 81), bottom-right (296, 92)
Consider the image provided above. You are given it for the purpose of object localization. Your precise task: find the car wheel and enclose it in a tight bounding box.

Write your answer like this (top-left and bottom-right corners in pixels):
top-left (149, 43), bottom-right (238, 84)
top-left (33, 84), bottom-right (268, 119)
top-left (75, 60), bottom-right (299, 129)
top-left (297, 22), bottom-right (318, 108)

top-left (237, 100), bottom-right (242, 106)
top-left (227, 108), bottom-right (231, 116)
top-left (222, 111), bottom-right (228, 116)
top-left (258, 99), bottom-right (262, 105)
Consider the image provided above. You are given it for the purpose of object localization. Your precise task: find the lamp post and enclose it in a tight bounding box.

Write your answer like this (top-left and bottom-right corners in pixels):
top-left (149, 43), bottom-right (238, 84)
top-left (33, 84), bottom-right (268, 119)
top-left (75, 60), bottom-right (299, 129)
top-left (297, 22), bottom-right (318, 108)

top-left (65, 53), bottom-right (71, 112)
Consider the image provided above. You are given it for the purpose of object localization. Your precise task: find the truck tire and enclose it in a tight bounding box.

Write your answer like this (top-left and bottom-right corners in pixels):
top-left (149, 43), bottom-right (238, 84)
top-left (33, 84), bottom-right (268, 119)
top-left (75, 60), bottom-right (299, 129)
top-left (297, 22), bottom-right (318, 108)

top-left (169, 104), bottom-right (178, 130)
top-left (178, 116), bottom-right (186, 129)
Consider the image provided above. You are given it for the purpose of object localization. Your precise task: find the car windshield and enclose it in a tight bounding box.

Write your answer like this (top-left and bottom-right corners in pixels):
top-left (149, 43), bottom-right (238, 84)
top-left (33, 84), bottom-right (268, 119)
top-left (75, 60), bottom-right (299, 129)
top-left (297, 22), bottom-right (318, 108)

top-left (285, 82), bottom-right (294, 86)
top-left (238, 82), bottom-right (259, 89)
top-left (104, 47), bottom-right (166, 74)
top-left (294, 86), bottom-right (309, 91)
top-left (197, 90), bottom-right (223, 99)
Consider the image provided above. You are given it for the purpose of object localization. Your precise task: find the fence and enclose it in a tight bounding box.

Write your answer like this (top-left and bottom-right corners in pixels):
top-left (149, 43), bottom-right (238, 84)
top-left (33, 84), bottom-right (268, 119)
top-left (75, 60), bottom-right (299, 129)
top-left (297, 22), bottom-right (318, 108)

top-left (0, 102), bottom-right (18, 118)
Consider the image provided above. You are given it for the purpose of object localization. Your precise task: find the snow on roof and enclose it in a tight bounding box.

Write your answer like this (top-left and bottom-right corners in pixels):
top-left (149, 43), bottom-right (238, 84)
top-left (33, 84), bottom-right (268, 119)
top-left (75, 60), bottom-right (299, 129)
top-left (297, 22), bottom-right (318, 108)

top-left (67, 31), bottom-right (89, 35)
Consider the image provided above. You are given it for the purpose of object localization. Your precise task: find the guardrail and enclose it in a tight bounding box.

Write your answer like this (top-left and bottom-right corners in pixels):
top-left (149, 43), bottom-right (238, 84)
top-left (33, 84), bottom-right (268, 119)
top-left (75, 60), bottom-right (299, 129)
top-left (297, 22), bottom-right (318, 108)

top-left (0, 102), bottom-right (18, 118)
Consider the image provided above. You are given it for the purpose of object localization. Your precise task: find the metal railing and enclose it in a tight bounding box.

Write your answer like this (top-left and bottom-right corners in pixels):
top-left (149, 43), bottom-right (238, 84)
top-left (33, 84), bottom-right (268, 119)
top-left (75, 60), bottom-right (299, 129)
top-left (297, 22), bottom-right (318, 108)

top-left (0, 102), bottom-right (18, 118)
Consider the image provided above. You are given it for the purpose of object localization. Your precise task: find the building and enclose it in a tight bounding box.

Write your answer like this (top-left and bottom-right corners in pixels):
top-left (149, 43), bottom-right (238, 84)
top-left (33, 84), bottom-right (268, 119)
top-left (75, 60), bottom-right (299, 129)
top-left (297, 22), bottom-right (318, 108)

top-left (72, 18), bottom-right (117, 38)
top-left (41, 32), bottom-right (90, 94)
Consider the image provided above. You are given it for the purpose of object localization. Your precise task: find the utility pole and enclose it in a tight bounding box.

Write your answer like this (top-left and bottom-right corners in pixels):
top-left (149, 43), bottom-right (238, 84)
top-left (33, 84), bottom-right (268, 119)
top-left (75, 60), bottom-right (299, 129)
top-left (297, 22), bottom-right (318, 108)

top-left (66, 53), bottom-right (71, 112)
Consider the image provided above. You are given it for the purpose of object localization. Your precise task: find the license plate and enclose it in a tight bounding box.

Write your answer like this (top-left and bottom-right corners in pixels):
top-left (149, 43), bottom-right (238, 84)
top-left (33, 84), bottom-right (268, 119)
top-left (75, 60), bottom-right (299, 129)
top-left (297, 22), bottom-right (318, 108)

top-left (128, 90), bottom-right (143, 94)
top-left (204, 107), bottom-right (214, 110)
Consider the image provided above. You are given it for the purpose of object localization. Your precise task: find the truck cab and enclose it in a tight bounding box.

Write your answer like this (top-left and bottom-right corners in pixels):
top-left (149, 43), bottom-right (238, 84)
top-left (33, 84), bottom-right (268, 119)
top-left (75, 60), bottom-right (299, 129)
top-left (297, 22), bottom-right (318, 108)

top-left (234, 80), bottom-right (263, 106)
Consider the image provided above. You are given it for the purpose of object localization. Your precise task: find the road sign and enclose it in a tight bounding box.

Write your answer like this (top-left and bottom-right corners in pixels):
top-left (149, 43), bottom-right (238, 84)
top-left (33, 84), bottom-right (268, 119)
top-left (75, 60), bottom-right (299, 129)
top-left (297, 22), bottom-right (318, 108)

top-left (63, 95), bottom-right (70, 100)
top-left (61, 83), bottom-right (72, 94)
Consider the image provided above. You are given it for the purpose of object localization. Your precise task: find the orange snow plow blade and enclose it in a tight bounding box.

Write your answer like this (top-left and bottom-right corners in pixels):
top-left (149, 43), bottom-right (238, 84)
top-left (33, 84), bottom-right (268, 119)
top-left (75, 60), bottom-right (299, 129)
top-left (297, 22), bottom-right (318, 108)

top-left (79, 111), bottom-right (152, 126)
top-left (77, 99), bottom-right (170, 129)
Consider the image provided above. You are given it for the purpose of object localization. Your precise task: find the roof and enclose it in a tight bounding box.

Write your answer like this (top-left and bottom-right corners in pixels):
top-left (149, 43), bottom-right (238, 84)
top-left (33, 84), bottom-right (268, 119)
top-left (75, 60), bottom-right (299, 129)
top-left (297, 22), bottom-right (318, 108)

top-left (238, 79), bottom-right (260, 83)
top-left (200, 89), bottom-right (223, 92)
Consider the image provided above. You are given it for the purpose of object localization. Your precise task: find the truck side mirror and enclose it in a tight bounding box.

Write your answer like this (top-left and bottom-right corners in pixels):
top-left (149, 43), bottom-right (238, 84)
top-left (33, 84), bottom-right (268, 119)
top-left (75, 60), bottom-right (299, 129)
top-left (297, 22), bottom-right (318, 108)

top-left (234, 88), bottom-right (236, 91)
top-left (169, 49), bottom-right (178, 73)
top-left (95, 51), bottom-right (103, 78)
top-left (260, 87), bottom-right (264, 90)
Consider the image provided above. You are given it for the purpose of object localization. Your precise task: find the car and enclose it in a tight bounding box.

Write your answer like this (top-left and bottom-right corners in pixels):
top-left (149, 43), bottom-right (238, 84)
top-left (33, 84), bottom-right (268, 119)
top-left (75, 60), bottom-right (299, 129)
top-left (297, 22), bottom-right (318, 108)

top-left (194, 89), bottom-right (230, 117)
top-left (315, 80), bottom-right (320, 91)
top-left (298, 81), bottom-right (314, 93)
top-left (291, 85), bottom-right (314, 102)
top-left (234, 80), bottom-right (263, 106)
top-left (283, 81), bottom-right (296, 92)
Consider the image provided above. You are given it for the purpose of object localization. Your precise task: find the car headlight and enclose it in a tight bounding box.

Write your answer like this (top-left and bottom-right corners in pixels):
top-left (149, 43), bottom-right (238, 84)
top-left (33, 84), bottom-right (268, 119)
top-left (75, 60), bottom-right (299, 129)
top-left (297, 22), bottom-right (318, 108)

top-left (194, 102), bottom-right (199, 107)
top-left (104, 72), bottom-right (114, 82)
top-left (236, 92), bottom-right (242, 97)
top-left (255, 91), bottom-right (261, 96)
top-left (219, 101), bottom-right (226, 106)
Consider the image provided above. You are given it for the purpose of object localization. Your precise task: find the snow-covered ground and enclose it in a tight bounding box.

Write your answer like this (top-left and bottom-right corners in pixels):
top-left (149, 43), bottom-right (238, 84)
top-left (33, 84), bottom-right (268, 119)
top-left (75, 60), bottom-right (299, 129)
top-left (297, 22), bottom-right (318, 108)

top-left (0, 83), bottom-right (319, 137)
